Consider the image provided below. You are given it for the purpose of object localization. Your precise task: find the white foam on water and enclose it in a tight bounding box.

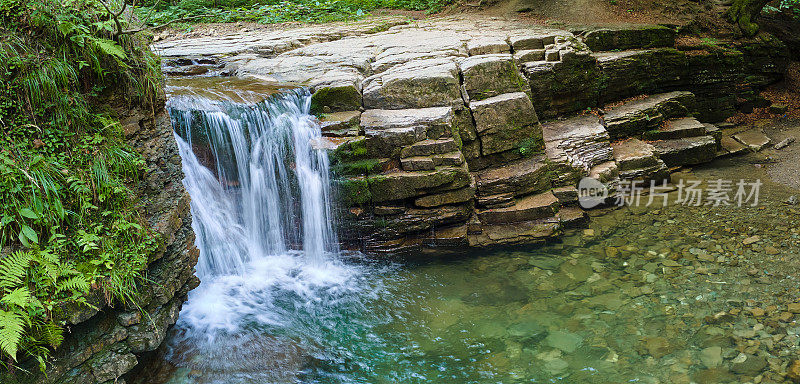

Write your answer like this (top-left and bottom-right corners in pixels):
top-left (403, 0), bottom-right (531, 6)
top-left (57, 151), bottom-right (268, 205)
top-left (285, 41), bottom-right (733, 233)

top-left (167, 90), bottom-right (369, 373)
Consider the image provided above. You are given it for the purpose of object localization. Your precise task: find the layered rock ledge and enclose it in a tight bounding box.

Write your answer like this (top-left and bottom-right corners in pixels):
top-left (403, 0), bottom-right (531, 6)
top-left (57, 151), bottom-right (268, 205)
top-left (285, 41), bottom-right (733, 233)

top-left (156, 16), bottom-right (788, 255)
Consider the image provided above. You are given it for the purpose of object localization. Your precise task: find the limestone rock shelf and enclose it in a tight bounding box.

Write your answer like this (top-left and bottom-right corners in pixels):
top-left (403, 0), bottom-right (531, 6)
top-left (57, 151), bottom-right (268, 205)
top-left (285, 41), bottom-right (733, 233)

top-left (155, 16), bottom-right (787, 255)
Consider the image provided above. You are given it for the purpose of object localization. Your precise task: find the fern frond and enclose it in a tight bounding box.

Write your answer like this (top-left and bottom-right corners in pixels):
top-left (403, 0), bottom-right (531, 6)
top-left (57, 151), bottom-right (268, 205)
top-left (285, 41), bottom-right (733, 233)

top-left (1, 287), bottom-right (30, 308)
top-left (0, 251), bottom-right (31, 290)
top-left (0, 310), bottom-right (25, 361)
top-left (56, 276), bottom-right (90, 294)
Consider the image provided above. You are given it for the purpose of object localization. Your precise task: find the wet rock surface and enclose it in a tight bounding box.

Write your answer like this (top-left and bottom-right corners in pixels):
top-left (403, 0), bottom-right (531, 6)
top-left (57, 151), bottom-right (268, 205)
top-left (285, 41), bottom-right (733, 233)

top-left (155, 16), bottom-right (788, 255)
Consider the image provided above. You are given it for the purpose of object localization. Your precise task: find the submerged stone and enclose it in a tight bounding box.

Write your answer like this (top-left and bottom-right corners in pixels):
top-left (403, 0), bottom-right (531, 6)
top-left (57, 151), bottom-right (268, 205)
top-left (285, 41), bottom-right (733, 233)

top-left (544, 330), bottom-right (583, 353)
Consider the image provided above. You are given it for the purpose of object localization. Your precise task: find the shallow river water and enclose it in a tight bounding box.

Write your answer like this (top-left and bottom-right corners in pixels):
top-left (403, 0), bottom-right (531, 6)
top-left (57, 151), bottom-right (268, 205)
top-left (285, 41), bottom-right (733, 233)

top-left (141, 84), bottom-right (800, 384)
top-left (139, 153), bottom-right (800, 384)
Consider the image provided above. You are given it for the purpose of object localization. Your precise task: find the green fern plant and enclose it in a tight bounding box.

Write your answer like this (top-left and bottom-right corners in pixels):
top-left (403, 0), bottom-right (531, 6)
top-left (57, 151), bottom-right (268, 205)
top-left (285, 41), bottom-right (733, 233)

top-left (0, 0), bottom-right (163, 374)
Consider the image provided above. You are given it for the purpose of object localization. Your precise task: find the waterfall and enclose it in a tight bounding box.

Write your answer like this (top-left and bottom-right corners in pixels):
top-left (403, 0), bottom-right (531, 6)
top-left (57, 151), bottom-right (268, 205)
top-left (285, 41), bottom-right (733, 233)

top-left (166, 89), bottom-right (369, 352)
top-left (170, 89), bottom-right (338, 277)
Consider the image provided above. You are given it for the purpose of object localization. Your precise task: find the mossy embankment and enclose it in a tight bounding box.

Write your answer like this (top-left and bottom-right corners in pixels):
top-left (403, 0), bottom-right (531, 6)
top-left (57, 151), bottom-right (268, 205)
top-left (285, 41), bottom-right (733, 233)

top-left (0, 0), bottom-right (194, 380)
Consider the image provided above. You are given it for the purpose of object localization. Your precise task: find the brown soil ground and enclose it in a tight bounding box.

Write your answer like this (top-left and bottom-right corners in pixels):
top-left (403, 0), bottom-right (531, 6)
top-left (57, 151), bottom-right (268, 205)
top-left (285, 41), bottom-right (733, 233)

top-left (159, 0), bottom-right (733, 39)
top-left (447, 0), bottom-right (707, 26)
top-left (730, 62), bottom-right (800, 126)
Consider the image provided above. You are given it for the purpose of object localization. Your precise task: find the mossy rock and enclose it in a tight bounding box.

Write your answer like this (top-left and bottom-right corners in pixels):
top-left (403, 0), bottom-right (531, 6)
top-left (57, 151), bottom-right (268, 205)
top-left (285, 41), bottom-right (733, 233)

top-left (311, 85), bottom-right (362, 114)
top-left (335, 177), bottom-right (372, 206)
top-left (332, 158), bottom-right (384, 177)
top-left (330, 136), bottom-right (368, 164)
top-left (583, 25), bottom-right (676, 52)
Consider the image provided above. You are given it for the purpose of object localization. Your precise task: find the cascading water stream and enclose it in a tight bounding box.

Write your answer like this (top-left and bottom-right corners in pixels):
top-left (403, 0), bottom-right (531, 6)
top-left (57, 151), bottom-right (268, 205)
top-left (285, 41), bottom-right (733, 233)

top-left (163, 90), bottom-right (385, 383)
top-left (172, 90), bottom-right (338, 274)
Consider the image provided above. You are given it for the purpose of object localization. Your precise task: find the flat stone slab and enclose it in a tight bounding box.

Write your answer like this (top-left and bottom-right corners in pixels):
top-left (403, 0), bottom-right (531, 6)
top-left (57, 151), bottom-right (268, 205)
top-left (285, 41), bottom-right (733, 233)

top-left (470, 92), bottom-right (540, 156)
top-left (469, 218), bottom-right (560, 246)
top-left (368, 166), bottom-right (470, 202)
top-left (720, 136), bottom-right (749, 156)
top-left (558, 206), bottom-right (588, 228)
top-left (702, 123), bottom-right (722, 148)
top-left (583, 25), bottom-right (676, 52)
top-left (362, 57), bottom-right (462, 109)
top-left (319, 111), bottom-right (361, 137)
top-left (400, 138), bottom-right (459, 158)
top-left (514, 49), bottom-right (546, 64)
top-left (364, 125), bottom-right (426, 158)
top-left (604, 91), bottom-right (695, 139)
top-left (474, 155), bottom-right (551, 197)
top-left (642, 117), bottom-right (707, 140)
top-left (589, 161), bottom-right (619, 183)
top-left (361, 108), bottom-right (453, 157)
top-left (733, 129), bottom-right (771, 151)
top-left (651, 136), bottom-right (717, 167)
top-left (552, 186), bottom-right (578, 204)
top-left (361, 107), bottom-right (454, 149)
top-left (460, 54), bottom-right (529, 101)
top-left (508, 31), bottom-right (571, 51)
top-left (466, 36), bottom-right (511, 56)
top-left (611, 139), bottom-right (661, 171)
top-left (414, 183), bottom-right (476, 208)
top-left (153, 16), bottom-right (410, 57)
top-left (476, 192), bottom-right (559, 224)
top-left (612, 138), bottom-right (668, 182)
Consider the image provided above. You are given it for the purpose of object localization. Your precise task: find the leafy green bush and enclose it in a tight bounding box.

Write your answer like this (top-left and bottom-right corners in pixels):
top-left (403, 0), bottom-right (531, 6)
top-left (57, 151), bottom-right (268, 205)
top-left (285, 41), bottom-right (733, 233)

top-left (137, 0), bottom-right (455, 26)
top-left (765, 0), bottom-right (800, 17)
top-left (0, 0), bottom-right (162, 373)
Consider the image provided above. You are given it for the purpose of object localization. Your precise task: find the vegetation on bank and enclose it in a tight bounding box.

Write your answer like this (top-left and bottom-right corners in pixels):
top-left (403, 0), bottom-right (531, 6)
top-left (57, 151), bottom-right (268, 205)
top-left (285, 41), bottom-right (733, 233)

top-left (136, 0), bottom-right (454, 26)
top-left (0, 0), bottom-right (162, 373)
top-left (727, 0), bottom-right (800, 35)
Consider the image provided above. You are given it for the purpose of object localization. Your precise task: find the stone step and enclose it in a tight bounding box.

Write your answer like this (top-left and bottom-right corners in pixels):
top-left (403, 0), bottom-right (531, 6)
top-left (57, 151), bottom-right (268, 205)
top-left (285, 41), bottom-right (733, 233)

top-left (400, 138), bottom-right (459, 158)
top-left (513, 49), bottom-right (546, 64)
top-left (542, 115), bottom-right (612, 171)
top-left (588, 161), bottom-right (620, 203)
top-left (617, 161), bottom-right (669, 183)
top-left (603, 91), bottom-right (695, 139)
top-left (582, 25), bottom-right (676, 52)
top-left (552, 186), bottom-right (578, 205)
top-left (367, 166), bottom-right (471, 203)
top-left (466, 36), bottom-right (511, 56)
top-left (558, 206), bottom-right (588, 228)
top-left (650, 136), bottom-right (717, 167)
top-left (460, 54), bottom-right (530, 102)
top-left (468, 217), bottom-right (561, 247)
top-left (414, 183), bottom-right (475, 208)
top-left (319, 111), bottom-right (361, 137)
top-left (401, 156), bottom-right (436, 171)
top-left (477, 193), bottom-right (515, 209)
top-left (642, 117), bottom-right (708, 140)
top-left (362, 57), bottom-right (461, 109)
top-left (469, 92), bottom-right (540, 156)
top-left (433, 151), bottom-right (465, 167)
top-left (362, 107), bottom-right (454, 157)
top-left (611, 139), bottom-right (661, 172)
top-left (589, 161), bottom-right (619, 183)
top-left (476, 191), bottom-right (559, 225)
top-left (474, 154), bottom-right (551, 198)
top-left (611, 138), bottom-right (669, 182)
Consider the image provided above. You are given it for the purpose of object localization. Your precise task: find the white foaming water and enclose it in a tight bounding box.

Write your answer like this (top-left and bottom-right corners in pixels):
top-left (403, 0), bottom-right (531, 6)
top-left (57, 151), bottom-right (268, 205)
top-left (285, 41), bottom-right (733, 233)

top-left (168, 89), bottom-right (366, 356)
